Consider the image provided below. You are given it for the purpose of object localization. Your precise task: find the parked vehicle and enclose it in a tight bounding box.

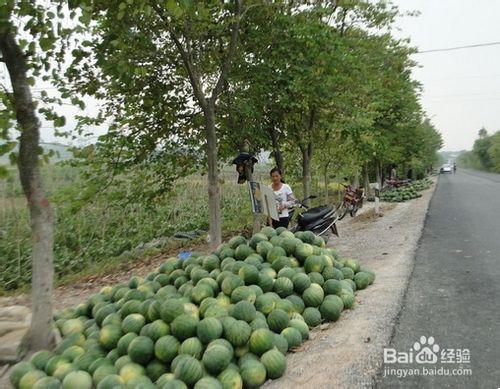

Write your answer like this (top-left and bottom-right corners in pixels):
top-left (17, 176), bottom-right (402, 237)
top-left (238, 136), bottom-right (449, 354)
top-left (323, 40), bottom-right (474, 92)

top-left (337, 184), bottom-right (364, 220)
top-left (288, 195), bottom-right (339, 237)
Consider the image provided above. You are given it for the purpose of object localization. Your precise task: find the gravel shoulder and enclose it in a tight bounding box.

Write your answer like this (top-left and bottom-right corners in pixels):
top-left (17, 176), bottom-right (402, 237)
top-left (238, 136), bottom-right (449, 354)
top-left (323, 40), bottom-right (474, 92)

top-left (264, 178), bottom-right (438, 389)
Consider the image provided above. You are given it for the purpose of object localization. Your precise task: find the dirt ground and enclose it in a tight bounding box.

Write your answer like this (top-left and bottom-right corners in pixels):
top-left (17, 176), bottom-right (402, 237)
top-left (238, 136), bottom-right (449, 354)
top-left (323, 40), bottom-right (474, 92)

top-left (0, 179), bottom-right (437, 388)
top-left (264, 179), bottom-right (437, 389)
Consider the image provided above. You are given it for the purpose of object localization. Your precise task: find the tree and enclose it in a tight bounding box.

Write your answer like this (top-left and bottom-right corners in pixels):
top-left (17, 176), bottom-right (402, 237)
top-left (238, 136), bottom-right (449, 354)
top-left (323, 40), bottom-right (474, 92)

top-left (63, 0), bottom-right (245, 248)
top-left (488, 131), bottom-right (500, 173)
top-left (0, 2), bottom-right (59, 352)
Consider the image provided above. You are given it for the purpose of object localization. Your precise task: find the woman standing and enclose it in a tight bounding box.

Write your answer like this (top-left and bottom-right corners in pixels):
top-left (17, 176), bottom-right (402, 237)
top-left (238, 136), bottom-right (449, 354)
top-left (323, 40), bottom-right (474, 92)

top-left (268, 167), bottom-right (296, 229)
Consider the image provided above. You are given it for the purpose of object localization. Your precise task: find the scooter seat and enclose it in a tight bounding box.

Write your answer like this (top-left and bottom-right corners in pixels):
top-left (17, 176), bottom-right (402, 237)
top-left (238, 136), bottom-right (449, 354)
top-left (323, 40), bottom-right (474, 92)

top-left (299, 205), bottom-right (334, 225)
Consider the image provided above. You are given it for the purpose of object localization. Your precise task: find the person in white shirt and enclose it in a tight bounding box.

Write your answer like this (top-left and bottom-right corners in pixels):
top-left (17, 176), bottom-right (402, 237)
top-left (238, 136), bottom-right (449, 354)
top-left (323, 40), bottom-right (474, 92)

top-left (268, 167), bottom-right (296, 229)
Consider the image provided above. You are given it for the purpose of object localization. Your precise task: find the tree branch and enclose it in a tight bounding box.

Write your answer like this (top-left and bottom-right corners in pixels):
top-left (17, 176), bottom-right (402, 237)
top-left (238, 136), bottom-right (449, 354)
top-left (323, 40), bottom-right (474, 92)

top-left (209, 0), bottom-right (243, 105)
top-left (149, 3), bottom-right (208, 110)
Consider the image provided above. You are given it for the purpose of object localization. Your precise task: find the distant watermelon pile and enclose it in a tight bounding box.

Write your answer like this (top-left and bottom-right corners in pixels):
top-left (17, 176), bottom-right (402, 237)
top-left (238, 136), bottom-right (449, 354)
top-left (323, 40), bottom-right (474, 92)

top-left (379, 178), bottom-right (432, 203)
top-left (10, 227), bottom-right (375, 389)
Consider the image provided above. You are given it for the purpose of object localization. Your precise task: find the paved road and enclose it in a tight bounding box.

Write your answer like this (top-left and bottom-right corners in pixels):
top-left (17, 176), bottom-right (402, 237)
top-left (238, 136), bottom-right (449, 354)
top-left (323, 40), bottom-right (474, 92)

top-left (377, 170), bottom-right (500, 388)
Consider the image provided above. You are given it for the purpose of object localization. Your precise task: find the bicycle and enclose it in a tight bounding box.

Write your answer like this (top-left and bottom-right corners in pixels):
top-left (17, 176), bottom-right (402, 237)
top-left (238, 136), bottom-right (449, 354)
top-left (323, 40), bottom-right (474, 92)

top-left (337, 183), bottom-right (364, 220)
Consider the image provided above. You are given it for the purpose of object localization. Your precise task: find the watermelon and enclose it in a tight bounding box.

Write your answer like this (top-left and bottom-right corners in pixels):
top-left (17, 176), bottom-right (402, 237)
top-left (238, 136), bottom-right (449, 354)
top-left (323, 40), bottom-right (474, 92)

top-left (232, 301), bottom-right (256, 323)
top-left (319, 297), bottom-right (343, 322)
top-left (30, 351), bottom-right (54, 371)
top-left (339, 289), bottom-right (355, 309)
top-left (127, 336), bottom-right (154, 365)
top-left (32, 377), bottom-right (61, 389)
top-left (174, 355), bottom-right (204, 386)
top-left (163, 379), bottom-right (188, 389)
top-left (160, 300), bottom-right (185, 324)
top-left (308, 272), bottom-right (324, 286)
top-left (286, 295), bottom-right (305, 314)
top-left (61, 318), bottom-right (85, 337)
top-left (260, 348), bottom-right (286, 379)
top-left (194, 377), bottom-right (223, 389)
top-left (231, 286), bottom-right (256, 304)
top-left (353, 271), bottom-right (371, 290)
top-left (202, 255), bottom-right (220, 272)
top-left (10, 362), bottom-right (35, 388)
top-left (18, 369), bottom-right (46, 389)
top-left (240, 360), bottom-right (267, 388)
top-left (249, 233), bottom-right (268, 249)
top-left (228, 236), bottom-right (246, 249)
top-left (224, 320), bottom-right (251, 347)
top-left (249, 328), bottom-right (275, 355)
top-left (61, 345), bottom-right (85, 362)
top-left (179, 337), bottom-right (204, 359)
top-left (273, 277), bottom-right (294, 298)
top-left (255, 294), bottom-right (277, 315)
top-left (117, 333), bottom-right (138, 356)
top-left (271, 256), bottom-right (292, 272)
top-left (344, 259), bottom-right (361, 273)
top-left (96, 374), bottom-right (125, 389)
top-left (302, 307), bottom-right (322, 328)
top-left (289, 319), bottom-right (309, 340)
top-left (266, 247), bottom-right (286, 263)
top-left (191, 284), bottom-right (214, 305)
top-left (323, 279), bottom-right (342, 295)
top-left (279, 238), bottom-right (297, 256)
top-left (202, 344), bottom-right (232, 374)
top-left (197, 317), bottom-right (223, 344)
top-left (217, 368), bottom-right (243, 389)
top-left (267, 309), bottom-right (290, 332)
top-left (302, 284), bottom-right (324, 307)
top-left (294, 243), bottom-right (314, 263)
top-left (155, 335), bottom-right (180, 363)
top-left (93, 364), bottom-right (117, 385)
top-left (99, 324), bottom-right (123, 351)
top-left (171, 314), bottom-right (199, 341)
top-left (292, 273), bottom-right (311, 294)
top-left (274, 299), bottom-right (294, 314)
top-left (62, 371), bottom-right (92, 389)
top-left (257, 273), bottom-right (274, 293)
top-left (114, 355), bottom-right (132, 371)
top-left (256, 241), bottom-right (273, 258)
top-left (341, 267), bottom-right (355, 280)
top-left (259, 226), bottom-right (277, 239)
top-left (52, 361), bottom-right (76, 381)
top-left (119, 362), bottom-right (145, 383)
top-left (238, 265), bottom-right (259, 285)
top-left (304, 255), bottom-right (324, 274)
top-left (273, 334), bottom-right (288, 355)
top-left (280, 327), bottom-right (302, 349)
top-left (221, 276), bottom-right (244, 296)
top-left (121, 314), bottom-right (145, 334)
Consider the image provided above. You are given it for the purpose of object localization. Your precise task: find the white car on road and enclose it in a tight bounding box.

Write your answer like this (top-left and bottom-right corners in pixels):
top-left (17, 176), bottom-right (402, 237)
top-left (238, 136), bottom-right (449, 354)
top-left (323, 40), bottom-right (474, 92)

top-left (440, 164), bottom-right (453, 174)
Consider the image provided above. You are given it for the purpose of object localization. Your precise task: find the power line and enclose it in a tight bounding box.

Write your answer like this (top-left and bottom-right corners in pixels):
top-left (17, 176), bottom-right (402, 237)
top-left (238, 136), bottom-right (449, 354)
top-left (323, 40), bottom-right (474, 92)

top-left (415, 41), bottom-right (500, 54)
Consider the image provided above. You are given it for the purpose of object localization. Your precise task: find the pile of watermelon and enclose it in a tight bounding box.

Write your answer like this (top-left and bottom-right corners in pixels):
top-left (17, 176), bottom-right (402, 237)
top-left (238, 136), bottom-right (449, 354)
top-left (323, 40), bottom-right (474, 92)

top-left (9, 227), bottom-right (375, 389)
top-left (379, 178), bottom-right (432, 203)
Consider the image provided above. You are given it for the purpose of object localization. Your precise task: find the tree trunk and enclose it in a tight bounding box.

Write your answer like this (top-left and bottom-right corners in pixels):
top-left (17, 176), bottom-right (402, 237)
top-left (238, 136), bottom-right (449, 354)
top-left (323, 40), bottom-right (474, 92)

top-left (301, 143), bottom-right (312, 206)
top-left (268, 126), bottom-right (284, 172)
top-left (204, 107), bottom-right (222, 249)
top-left (363, 162), bottom-right (370, 195)
top-left (0, 29), bottom-right (54, 352)
top-left (375, 159), bottom-right (382, 188)
top-left (351, 174), bottom-right (359, 188)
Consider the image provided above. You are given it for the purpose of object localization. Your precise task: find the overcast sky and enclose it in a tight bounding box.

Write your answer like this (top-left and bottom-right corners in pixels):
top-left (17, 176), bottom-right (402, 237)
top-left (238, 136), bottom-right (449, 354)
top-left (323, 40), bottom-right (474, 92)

top-left (394, 0), bottom-right (500, 151)
top-left (4, 0), bottom-right (499, 151)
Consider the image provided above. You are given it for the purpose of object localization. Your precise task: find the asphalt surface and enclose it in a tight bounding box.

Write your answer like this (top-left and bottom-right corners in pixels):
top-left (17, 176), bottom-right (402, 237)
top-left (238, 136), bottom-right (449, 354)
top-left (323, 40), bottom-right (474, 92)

top-left (377, 170), bottom-right (500, 388)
